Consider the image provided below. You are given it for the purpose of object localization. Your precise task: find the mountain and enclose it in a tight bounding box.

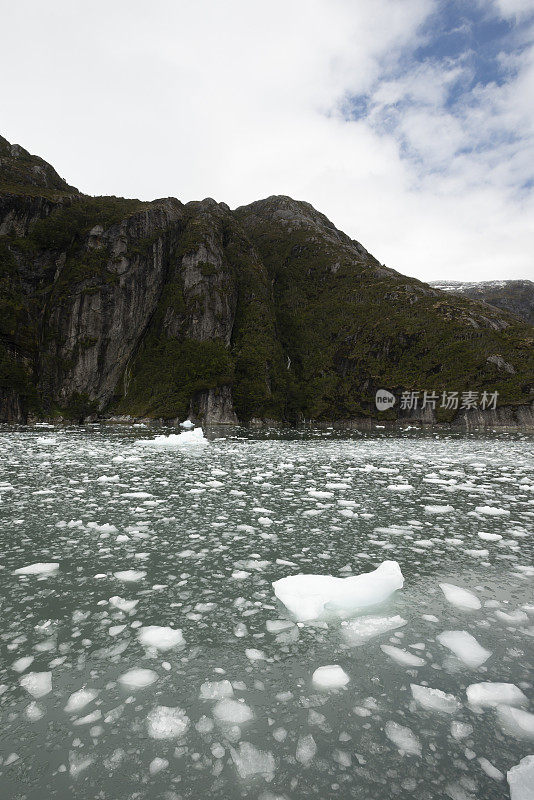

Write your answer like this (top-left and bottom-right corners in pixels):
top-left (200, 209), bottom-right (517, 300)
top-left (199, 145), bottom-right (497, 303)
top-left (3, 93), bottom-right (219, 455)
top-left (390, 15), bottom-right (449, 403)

top-left (430, 280), bottom-right (534, 327)
top-left (1, 135), bottom-right (533, 427)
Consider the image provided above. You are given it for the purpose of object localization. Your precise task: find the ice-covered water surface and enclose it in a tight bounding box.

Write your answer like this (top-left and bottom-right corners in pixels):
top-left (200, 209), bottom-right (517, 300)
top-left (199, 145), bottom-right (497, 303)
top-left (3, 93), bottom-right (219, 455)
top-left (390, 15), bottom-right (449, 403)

top-left (0, 424), bottom-right (533, 800)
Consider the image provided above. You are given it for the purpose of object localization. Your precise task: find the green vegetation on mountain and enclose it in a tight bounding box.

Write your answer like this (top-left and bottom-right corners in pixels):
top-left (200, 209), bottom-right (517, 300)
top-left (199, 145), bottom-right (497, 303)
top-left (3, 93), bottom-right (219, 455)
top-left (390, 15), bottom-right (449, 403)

top-left (1, 134), bottom-right (533, 424)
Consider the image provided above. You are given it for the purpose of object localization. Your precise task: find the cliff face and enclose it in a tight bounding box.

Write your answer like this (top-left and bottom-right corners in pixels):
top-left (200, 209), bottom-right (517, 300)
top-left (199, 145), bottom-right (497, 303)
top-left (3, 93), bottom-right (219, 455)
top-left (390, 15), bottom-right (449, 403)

top-left (1, 135), bottom-right (533, 426)
top-left (431, 280), bottom-right (534, 327)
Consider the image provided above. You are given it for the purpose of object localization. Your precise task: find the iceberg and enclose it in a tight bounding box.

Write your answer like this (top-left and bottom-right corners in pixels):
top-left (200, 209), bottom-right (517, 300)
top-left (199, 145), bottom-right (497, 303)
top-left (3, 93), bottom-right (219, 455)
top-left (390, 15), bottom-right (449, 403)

top-left (230, 742), bottom-right (275, 780)
top-left (497, 706), bottom-right (534, 740)
top-left (312, 665), bottom-right (350, 689)
top-left (146, 705), bottom-right (189, 739)
top-left (384, 721), bottom-right (421, 756)
top-left (19, 672), bottom-right (52, 699)
top-left (437, 630), bottom-right (491, 668)
top-left (342, 614), bottom-right (406, 645)
top-left (466, 682), bottom-right (528, 709)
top-left (137, 626), bottom-right (184, 650)
top-left (14, 562), bottom-right (59, 577)
top-left (134, 428), bottom-right (207, 448)
top-left (439, 583), bottom-right (481, 611)
top-left (410, 684), bottom-right (460, 714)
top-left (118, 668), bottom-right (158, 689)
top-left (272, 560), bottom-right (404, 622)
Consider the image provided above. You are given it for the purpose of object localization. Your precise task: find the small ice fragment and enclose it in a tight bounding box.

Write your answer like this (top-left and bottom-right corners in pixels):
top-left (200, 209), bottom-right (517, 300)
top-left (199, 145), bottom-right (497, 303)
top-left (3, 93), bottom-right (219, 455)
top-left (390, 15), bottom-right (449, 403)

top-left (451, 721), bottom-right (473, 740)
top-left (342, 615), bottom-right (406, 645)
top-left (113, 570), bottom-right (146, 582)
top-left (245, 648), bottom-right (266, 661)
top-left (14, 562), bottom-right (59, 576)
top-left (437, 630), bottom-right (491, 668)
top-left (439, 583), bottom-right (481, 611)
top-left (19, 672), bottom-right (52, 698)
top-left (475, 506), bottom-right (509, 516)
top-left (64, 689), bottom-right (98, 713)
top-left (137, 626), bottom-right (184, 650)
top-left (118, 668), bottom-right (158, 689)
top-left (213, 698), bottom-right (253, 724)
top-left (466, 682), bottom-right (528, 709)
top-left (424, 505), bottom-right (454, 515)
top-left (109, 596), bottom-right (138, 613)
top-left (231, 742), bottom-right (275, 780)
top-left (180, 419), bottom-right (194, 429)
top-left (478, 757), bottom-right (504, 781)
top-left (410, 684), bottom-right (460, 714)
top-left (507, 755), bottom-right (534, 799)
top-left (312, 665), bottom-right (350, 689)
top-left (199, 680), bottom-right (234, 700)
top-left (384, 721), bottom-right (421, 756)
top-left (73, 710), bottom-right (102, 726)
top-left (266, 620), bottom-right (294, 633)
top-left (497, 706), bottom-right (534, 740)
top-left (296, 734), bottom-right (317, 765)
top-left (146, 706), bottom-right (189, 739)
top-left (12, 656), bottom-right (34, 673)
top-left (381, 645), bottom-right (425, 667)
top-left (149, 757), bottom-right (169, 775)
top-left (273, 561), bottom-right (404, 622)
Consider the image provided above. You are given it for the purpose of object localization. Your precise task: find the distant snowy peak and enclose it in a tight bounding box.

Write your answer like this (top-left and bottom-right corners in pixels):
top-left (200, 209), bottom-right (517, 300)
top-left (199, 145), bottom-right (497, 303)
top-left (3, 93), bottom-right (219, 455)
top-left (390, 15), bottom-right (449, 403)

top-left (430, 280), bottom-right (534, 326)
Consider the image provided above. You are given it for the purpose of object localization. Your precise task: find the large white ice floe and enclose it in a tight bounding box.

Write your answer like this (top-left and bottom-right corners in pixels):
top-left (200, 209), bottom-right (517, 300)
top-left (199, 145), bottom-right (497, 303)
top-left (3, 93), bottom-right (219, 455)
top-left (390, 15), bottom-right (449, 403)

top-left (137, 626), bottom-right (184, 650)
top-left (118, 668), bottom-right (158, 689)
top-left (113, 570), bottom-right (146, 583)
top-left (146, 706), bottom-right (190, 739)
top-left (410, 684), bottom-right (460, 714)
top-left (231, 742), bottom-right (275, 780)
top-left (381, 645), bottom-right (425, 667)
top-left (436, 630), bottom-right (492, 668)
top-left (497, 706), bottom-right (534, 740)
top-left (13, 562), bottom-right (59, 577)
top-left (213, 698), bottom-right (254, 724)
top-left (466, 682), bottom-right (528, 709)
top-left (19, 672), bottom-right (52, 698)
top-left (134, 428), bottom-right (207, 449)
top-left (199, 680), bottom-right (234, 700)
top-left (384, 721), bottom-right (422, 756)
top-left (439, 583), bottom-right (481, 611)
top-left (272, 560), bottom-right (404, 622)
top-left (507, 755), bottom-right (534, 800)
top-left (64, 689), bottom-right (98, 713)
top-left (312, 665), bottom-right (350, 689)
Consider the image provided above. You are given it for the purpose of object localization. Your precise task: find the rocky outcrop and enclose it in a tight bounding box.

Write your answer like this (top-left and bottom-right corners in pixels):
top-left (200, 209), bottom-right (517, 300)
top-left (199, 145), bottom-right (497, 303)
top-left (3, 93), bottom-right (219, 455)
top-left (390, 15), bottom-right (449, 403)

top-left (1, 134), bottom-right (533, 426)
top-left (431, 280), bottom-right (534, 327)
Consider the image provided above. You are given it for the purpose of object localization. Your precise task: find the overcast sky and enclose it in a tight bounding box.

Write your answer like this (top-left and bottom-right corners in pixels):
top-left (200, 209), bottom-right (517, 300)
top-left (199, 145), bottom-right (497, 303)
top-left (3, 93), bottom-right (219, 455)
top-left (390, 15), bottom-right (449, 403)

top-left (2, 0), bottom-right (534, 281)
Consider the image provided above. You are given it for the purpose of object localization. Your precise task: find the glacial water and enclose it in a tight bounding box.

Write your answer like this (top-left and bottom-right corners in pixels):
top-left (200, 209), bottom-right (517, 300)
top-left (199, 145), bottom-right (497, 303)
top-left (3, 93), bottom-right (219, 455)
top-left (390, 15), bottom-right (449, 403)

top-left (0, 424), bottom-right (533, 800)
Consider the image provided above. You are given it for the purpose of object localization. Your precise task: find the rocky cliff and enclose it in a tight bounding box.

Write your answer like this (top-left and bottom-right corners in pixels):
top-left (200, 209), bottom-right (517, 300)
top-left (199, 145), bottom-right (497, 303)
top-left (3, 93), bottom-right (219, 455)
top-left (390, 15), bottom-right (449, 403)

top-left (1, 135), bottom-right (533, 426)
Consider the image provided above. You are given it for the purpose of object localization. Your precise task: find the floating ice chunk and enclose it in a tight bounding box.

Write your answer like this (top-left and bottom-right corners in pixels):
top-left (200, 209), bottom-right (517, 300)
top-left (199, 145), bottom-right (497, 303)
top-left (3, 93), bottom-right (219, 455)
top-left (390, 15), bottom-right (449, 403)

top-left (381, 646), bottom-right (425, 667)
top-left (135, 428), bottom-right (207, 448)
top-left (424, 505), bottom-right (454, 515)
top-left (384, 721), bottom-right (421, 756)
top-left (231, 742), bottom-right (275, 780)
top-left (478, 757), bottom-right (504, 781)
top-left (199, 680), bottom-right (234, 700)
top-left (109, 596), bottom-right (138, 613)
top-left (478, 532), bottom-right (502, 542)
top-left (213, 698), bottom-right (253, 724)
top-left (25, 701), bottom-right (44, 721)
top-left (342, 615), bottom-right (407, 646)
top-left (180, 419), bottom-right (195, 429)
top-left (437, 630), bottom-right (492, 668)
top-left (312, 665), bottom-right (350, 689)
top-left (137, 626), bottom-right (184, 650)
top-left (69, 752), bottom-right (95, 778)
top-left (410, 684), bottom-right (460, 714)
top-left (113, 570), bottom-right (146, 582)
top-left (19, 672), bottom-right (52, 698)
top-left (149, 757), bottom-right (169, 775)
top-left (245, 648), bottom-right (266, 661)
top-left (272, 561), bottom-right (404, 622)
top-left (450, 721), bottom-right (473, 740)
top-left (146, 705), bottom-right (189, 739)
top-left (497, 706), bottom-right (534, 740)
top-left (466, 682), bottom-right (528, 709)
top-left (296, 734), bottom-right (317, 765)
top-left (266, 620), bottom-right (295, 634)
top-left (12, 656), bottom-right (34, 673)
top-left (475, 506), bottom-right (510, 516)
top-left (507, 755), bottom-right (534, 799)
top-left (387, 484), bottom-right (413, 492)
top-left (118, 668), bottom-right (158, 689)
top-left (14, 562), bottom-right (59, 576)
top-left (439, 583), bottom-right (481, 611)
top-left (37, 436), bottom-right (57, 445)
top-left (494, 609), bottom-right (529, 625)
top-left (73, 709), bottom-right (102, 726)
top-left (64, 689), bottom-right (98, 713)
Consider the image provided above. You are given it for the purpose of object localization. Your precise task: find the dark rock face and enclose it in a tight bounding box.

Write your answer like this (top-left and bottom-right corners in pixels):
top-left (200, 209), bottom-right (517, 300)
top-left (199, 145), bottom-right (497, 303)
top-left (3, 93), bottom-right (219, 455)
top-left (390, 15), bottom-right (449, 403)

top-left (430, 280), bottom-right (534, 327)
top-left (1, 135), bottom-right (533, 427)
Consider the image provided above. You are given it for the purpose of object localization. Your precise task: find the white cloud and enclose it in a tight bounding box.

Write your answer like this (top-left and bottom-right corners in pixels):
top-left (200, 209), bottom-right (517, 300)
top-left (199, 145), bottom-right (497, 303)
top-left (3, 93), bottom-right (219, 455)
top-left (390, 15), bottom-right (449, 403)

top-left (0, 0), bottom-right (532, 281)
